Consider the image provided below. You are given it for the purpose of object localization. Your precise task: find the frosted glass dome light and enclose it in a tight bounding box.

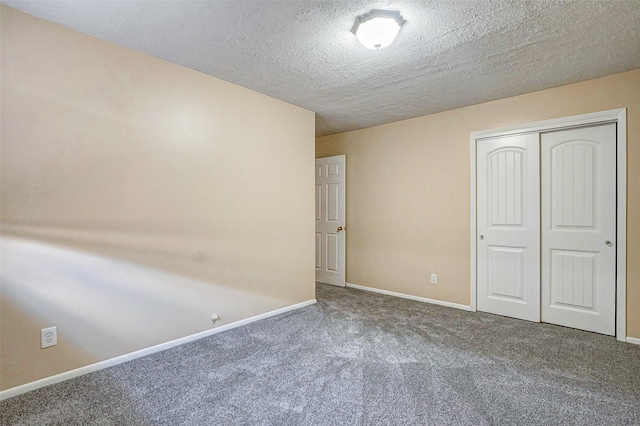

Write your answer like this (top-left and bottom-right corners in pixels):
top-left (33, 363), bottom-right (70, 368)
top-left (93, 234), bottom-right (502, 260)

top-left (351, 10), bottom-right (405, 50)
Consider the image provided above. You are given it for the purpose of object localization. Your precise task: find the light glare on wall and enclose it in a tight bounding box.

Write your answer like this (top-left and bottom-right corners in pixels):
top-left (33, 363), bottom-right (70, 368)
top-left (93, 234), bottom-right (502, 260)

top-left (351, 10), bottom-right (405, 50)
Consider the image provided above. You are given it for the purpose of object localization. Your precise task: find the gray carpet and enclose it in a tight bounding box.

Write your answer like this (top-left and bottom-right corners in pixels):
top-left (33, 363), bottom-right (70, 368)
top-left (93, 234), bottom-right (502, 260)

top-left (2, 283), bottom-right (640, 425)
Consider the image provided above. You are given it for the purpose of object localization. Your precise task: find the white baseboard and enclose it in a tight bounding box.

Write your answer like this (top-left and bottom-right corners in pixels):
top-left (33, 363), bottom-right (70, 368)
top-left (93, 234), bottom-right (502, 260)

top-left (627, 337), bottom-right (640, 346)
top-left (345, 282), bottom-right (471, 311)
top-left (0, 299), bottom-right (317, 402)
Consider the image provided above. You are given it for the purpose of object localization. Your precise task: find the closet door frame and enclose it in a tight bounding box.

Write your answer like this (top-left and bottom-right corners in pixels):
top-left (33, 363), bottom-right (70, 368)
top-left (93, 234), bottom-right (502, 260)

top-left (470, 108), bottom-right (627, 342)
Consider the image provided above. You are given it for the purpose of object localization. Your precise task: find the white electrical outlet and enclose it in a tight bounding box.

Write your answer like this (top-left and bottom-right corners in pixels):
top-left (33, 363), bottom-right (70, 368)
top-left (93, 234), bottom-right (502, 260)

top-left (431, 274), bottom-right (437, 284)
top-left (41, 326), bottom-right (57, 349)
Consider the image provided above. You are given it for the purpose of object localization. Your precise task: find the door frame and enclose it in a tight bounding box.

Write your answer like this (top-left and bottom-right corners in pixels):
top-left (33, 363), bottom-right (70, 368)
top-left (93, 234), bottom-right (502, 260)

top-left (469, 108), bottom-right (627, 342)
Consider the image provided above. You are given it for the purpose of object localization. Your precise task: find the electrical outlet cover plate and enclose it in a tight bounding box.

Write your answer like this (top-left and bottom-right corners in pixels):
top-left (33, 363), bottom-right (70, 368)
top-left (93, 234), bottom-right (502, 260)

top-left (41, 326), bottom-right (57, 349)
top-left (431, 274), bottom-right (437, 284)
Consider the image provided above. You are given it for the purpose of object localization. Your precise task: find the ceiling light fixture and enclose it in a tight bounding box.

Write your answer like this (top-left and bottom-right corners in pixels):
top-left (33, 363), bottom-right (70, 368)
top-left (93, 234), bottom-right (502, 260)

top-left (351, 9), bottom-right (405, 50)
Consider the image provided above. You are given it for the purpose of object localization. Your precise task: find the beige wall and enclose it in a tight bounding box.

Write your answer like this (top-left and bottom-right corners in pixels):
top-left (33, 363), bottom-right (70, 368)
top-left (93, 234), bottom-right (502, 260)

top-left (0, 6), bottom-right (315, 390)
top-left (317, 69), bottom-right (640, 339)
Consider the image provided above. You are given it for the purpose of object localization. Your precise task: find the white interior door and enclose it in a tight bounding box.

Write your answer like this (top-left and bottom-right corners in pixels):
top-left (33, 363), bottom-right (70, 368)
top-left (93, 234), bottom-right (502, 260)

top-left (315, 155), bottom-right (346, 287)
top-left (477, 134), bottom-right (540, 321)
top-left (541, 124), bottom-right (617, 335)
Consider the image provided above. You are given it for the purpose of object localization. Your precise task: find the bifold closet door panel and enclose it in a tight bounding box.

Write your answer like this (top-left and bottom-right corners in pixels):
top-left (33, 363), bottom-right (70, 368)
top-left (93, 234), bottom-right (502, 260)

top-left (541, 124), bottom-right (616, 335)
top-left (477, 133), bottom-right (540, 322)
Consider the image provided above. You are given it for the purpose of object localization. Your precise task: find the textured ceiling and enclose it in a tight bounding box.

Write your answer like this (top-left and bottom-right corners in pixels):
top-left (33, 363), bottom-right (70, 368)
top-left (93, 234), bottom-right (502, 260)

top-left (2, 0), bottom-right (640, 136)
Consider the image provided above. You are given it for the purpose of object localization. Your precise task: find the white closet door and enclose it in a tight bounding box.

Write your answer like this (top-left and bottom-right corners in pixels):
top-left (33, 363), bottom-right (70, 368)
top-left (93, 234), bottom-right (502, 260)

top-left (477, 134), bottom-right (540, 321)
top-left (541, 124), bottom-right (616, 335)
top-left (315, 155), bottom-right (346, 287)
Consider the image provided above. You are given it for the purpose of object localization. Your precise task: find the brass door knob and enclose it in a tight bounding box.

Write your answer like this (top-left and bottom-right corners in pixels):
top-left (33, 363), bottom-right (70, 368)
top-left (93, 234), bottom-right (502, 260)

top-left (337, 226), bottom-right (343, 232)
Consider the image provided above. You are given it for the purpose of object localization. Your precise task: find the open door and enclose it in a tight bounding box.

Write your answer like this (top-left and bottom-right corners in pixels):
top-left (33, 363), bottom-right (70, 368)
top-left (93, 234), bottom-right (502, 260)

top-left (315, 155), bottom-right (346, 287)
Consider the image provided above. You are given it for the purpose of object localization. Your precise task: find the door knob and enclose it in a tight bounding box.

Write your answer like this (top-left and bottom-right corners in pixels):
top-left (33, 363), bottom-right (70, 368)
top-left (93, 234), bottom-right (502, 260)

top-left (479, 235), bottom-right (484, 240)
top-left (605, 240), bottom-right (613, 247)
top-left (337, 226), bottom-right (343, 232)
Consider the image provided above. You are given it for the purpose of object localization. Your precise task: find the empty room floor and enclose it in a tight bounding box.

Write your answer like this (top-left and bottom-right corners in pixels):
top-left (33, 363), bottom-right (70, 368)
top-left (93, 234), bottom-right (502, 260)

top-left (2, 283), bottom-right (639, 425)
